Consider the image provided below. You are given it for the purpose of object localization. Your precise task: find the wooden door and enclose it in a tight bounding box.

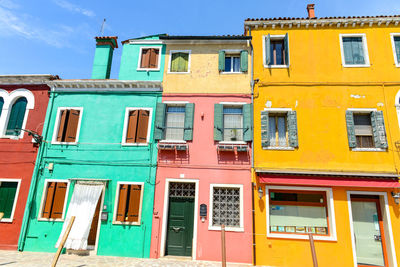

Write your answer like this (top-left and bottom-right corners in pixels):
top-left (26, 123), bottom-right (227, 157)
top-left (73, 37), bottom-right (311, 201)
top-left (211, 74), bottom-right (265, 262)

top-left (87, 197), bottom-right (101, 246)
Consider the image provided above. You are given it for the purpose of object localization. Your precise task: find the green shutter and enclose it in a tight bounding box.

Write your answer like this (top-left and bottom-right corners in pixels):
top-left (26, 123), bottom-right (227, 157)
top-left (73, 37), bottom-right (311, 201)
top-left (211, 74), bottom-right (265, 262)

top-left (240, 50), bottom-right (248, 72)
top-left (265, 34), bottom-right (271, 65)
top-left (345, 111), bottom-right (357, 148)
top-left (154, 103), bottom-right (166, 140)
top-left (184, 103), bottom-right (195, 141)
top-left (261, 111), bottom-right (269, 148)
top-left (284, 33), bottom-right (289, 66)
top-left (287, 111), bottom-right (298, 148)
top-left (0, 97), bottom-right (4, 117)
top-left (243, 104), bottom-right (252, 141)
top-left (0, 182), bottom-right (18, 219)
top-left (218, 51), bottom-right (225, 72)
top-left (6, 97), bottom-right (27, 136)
top-left (371, 111), bottom-right (388, 149)
top-left (214, 104), bottom-right (223, 141)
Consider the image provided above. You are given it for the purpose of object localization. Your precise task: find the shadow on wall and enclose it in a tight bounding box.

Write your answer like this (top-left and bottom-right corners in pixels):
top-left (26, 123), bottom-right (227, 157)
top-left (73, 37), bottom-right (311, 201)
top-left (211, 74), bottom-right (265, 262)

top-left (217, 150), bottom-right (250, 165)
top-left (157, 150), bottom-right (190, 164)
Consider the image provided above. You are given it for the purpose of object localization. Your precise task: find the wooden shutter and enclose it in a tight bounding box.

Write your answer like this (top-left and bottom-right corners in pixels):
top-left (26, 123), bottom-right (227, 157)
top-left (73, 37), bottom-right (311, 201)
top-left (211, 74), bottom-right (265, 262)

top-left (287, 111), bottom-right (299, 147)
top-left (180, 53), bottom-right (189, 72)
top-left (214, 104), bottom-right (223, 141)
top-left (65, 109), bottom-right (80, 143)
top-left (240, 50), bottom-right (248, 72)
top-left (42, 182), bottom-right (56, 219)
top-left (345, 111), bottom-right (357, 148)
top-left (243, 104), bottom-right (252, 142)
top-left (6, 97), bottom-right (27, 136)
top-left (284, 33), bottom-right (289, 66)
top-left (265, 34), bottom-right (271, 65)
top-left (261, 111), bottom-right (270, 148)
top-left (116, 184), bottom-right (128, 222)
top-left (183, 103), bottom-right (195, 141)
top-left (170, 53), bottom-right (179, 72)
top-left (50, 182), bottom-right (67, 219)
top-left (149, 48), bottom-right (159, 68)
top-left (218, 51), bottom-right (225, 72)
top-left (136, 110), bottom-right (150, 143)
top-left (371, 111), bottom-right (388, 149)
top-left (140, 48), bottom-right (150, 68)
top-left (56, 110), bottom-right (67, 142)
top-left (0, 182), bottom-right (17, 219)
top-left (126, 185), bottom-right (142, 223)
top-left (0, 97), bottom-right (4, 117)
top-left (154, 103), bottom-right (166, 140)
top-left (126, 110), bottom-right (139, 143)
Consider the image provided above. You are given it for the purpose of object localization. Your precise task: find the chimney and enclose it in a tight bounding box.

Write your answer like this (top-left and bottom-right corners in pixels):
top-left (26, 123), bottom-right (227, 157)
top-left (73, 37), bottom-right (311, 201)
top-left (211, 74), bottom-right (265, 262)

top-left (307, 4), bottom-right (315, 19)
top-left (91, 36), bottom-right (118, 79)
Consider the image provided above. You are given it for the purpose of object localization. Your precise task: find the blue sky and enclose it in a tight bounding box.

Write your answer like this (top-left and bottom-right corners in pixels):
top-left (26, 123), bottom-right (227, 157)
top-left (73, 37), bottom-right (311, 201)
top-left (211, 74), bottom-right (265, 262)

top-left (0, 0), bottom-right (399, 79)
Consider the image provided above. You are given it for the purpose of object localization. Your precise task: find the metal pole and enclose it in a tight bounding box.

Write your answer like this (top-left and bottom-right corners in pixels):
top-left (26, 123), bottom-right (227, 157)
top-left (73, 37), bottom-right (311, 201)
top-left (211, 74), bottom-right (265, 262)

top-left (308, 233), bottom-right (318, 267)
top-left (51, 216), bottom-right (75, 267)
top-left (221, 224), bottom-right (226, 267)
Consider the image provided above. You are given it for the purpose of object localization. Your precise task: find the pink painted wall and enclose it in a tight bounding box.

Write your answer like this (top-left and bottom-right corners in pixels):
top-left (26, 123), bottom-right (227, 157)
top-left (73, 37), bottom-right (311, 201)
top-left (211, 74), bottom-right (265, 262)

top-left (150, 94), bottom-right (252, 264)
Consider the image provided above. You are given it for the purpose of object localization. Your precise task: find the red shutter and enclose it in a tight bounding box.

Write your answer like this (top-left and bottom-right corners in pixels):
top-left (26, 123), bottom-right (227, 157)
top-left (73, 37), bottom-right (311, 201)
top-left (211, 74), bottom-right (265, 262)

top-left (136, 110), bottom-right (149, 143)
top-left (149, 49), bottom-right (159, 68)
top-left (57, 110), bottom-right (67, 142)
top-left (140, 49), bottom-right (150, 68)
top-left (116, 184), bottom-right (128, 222)
top-left (65, 109), bottom-right (80, 143)
top-left (50, 182), bottom-right (67, 219)
top-left (126, 185), bottom-right (142, 223)
top-left (126, 110), bottom-right (139, 143)
top-left (42, 182), bottom-right (56, 219)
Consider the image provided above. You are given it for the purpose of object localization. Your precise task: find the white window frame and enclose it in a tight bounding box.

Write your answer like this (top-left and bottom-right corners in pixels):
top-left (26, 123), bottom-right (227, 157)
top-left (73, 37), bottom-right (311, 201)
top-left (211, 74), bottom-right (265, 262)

top-left (209, 183), bottom-right (244, 232)
top-left (263, 34), bottom-right (290, 69)
top-left (265, 185), bottom-right (337, 241)
top-left (220, 49), bottom-right (243, 74)
top-left (136, 46), bottom-right (162, 71)
top-left (112, 181), bottom-right (144, 226)
top-left (38, 179), bottom-right (71, 222)
top-left (161, 101), bottom-right (188, 143)
top-left (51, 107), bottom-right (83, 145)
top-left (339, 33), bottom-right (370, 68)
top-left (167, 50), bottom-right (191, 74)
top-left (390, 33), bottom-right (400, 67)
top-left (219, 102), bottom-right (247, 145)
top-left (0, 89), bottom-right (35, 140)
top-left (262, 107), bottom-right (294, 150)
top-left (121, 107), bottom-right (153, 146)
top-left (0, 178), bottom-right (21, 223)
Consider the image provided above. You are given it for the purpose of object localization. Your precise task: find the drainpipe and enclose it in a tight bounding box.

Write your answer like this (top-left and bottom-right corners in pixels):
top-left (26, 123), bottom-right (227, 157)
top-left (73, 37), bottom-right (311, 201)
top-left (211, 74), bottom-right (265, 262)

top-left (18, 86), bottom-right (56, 251)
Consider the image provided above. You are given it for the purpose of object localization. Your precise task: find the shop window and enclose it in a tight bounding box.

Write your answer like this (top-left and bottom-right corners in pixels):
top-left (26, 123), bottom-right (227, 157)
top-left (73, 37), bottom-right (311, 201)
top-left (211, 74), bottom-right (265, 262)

top-left (114, 183), bottom-right (143, 224)
top-left (40, 181), bottom-right (68, 220)
top-left (53, 108), bottom-right (82, 143)
top-left (0, 180), bottom-right (19, 222)
top-left (123, 108), bottom-right (151, 144)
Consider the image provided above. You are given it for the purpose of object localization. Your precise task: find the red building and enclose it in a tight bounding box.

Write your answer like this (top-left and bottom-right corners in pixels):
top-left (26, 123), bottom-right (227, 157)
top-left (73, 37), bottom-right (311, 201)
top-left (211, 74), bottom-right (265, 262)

top-left (0, 75), bottom-right (58, 250)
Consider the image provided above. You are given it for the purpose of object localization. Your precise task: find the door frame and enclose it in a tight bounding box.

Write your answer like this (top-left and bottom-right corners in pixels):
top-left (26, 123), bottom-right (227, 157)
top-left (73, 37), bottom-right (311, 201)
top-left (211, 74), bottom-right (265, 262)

top-left (347, 191), bottom-right (398, 267)
top-left (93, 186), bottom-right (105, 255)
top-left (159, 178), bottom-right (199, 259)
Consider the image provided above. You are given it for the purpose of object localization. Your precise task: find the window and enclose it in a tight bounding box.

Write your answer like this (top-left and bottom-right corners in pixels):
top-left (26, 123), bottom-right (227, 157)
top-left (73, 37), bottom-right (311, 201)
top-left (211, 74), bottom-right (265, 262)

top-left (0, 97), bottom-right (4, 118)
top-left (340, 34), bottom-right (370, 67)
top-left (391, 34), bottom-right (400, 67)
top-left (6, 97), bottom-right (27, 136)
top-left (269, 190), bottom-right (329, 236)
top-left (0, 180), bottom-right (20, 222)
top-left (345, 110), bottom-right (388, 150)
top-left (53, 108), bottom-right (82, 144)
top-left (114, 183), bottom-right (143, 224)
top-left (169, 51), bottom-right (190, 73)
top-left (40, 181), bottom-right (68, 220)
top-left (123, 108), bottom-right (151, 145)
top-left (154, 102), bottom-right (195, 142)
top-left (264, 34), bottom-right (289, 67)
top-left (210, 185), bottom-right (243, 231)
top-left (223, 106), bottom-right (243, 141)
top-left (261, 110), bottom-right (298, 149)
top-left (218, 50), bottom-right (248, 73)
top-left (138, 47), bottom-right (160, 70)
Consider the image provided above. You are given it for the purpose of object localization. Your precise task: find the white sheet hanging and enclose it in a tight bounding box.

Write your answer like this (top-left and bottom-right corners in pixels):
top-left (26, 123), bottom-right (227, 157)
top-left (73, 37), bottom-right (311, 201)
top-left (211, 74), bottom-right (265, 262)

top-left (55, 183), bottom-right (103, 250)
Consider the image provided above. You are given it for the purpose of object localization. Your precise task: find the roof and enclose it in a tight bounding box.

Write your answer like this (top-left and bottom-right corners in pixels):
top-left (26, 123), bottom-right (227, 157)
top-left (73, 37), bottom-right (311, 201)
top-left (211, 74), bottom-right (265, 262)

top-left (245, 14), bottom-right (400, 22)
top-left (121, 34), bottom-right (167, 44)
top-left (159, 35), bottom-right (251, 40)
top-left (0, 74), bottom-right (60, 84)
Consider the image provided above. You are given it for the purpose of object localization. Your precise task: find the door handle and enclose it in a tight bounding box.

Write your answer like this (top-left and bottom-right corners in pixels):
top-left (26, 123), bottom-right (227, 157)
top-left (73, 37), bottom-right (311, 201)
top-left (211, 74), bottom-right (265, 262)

top-left (374, 235), bottom-right (381, 241)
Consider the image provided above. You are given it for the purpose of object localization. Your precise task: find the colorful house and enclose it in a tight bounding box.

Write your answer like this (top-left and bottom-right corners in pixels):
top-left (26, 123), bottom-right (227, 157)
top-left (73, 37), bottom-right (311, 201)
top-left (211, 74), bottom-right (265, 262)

top-left (149, 35), bottom-right (253, 264)
top-left (246, 5), bottom-right (400, 267)
top-left (18, 37), bottom-right (163, 258)
top-left (0, 75), bottom-right (58, 250)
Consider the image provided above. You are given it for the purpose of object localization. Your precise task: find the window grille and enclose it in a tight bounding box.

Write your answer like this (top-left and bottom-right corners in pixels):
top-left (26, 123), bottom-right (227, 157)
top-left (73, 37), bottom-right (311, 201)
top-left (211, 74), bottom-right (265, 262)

top-left (169, 182), bottom-right (195, 198)
top-left (212, 187), bottom-right (240, 227)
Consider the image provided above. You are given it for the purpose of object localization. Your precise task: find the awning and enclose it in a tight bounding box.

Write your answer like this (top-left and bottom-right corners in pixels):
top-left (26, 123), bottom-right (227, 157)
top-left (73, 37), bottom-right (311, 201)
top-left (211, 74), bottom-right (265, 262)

top-left (258, 174), bottom-right (400, 188)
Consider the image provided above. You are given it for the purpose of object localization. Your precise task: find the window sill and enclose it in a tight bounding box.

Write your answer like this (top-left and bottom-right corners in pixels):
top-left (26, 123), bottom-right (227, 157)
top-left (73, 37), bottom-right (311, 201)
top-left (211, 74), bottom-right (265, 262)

top-left (263, 146), bottom-right (295, 151)
top-left (342, 64), bottom-right (370, 68)
top-left (264, 65), bottom-right (289, 69)
top-left (37, 218), bottom-right (64, 222)
top-left (136, 68), bottom-right (160, 72)
top-left (167, 71), bottom-right (191, 74)
top-left (209, 226), bottom-right (244, 232)
top-left (219, 141), bottom-right (247, 145)
top-left (0, 135), bottom-right (22, 140)
top-left (0, 218), bottom-right (13, 223)
top-left (159, 140), bottom-right (187, 144)
top-left (267, 232), bottom-right (336, 241)
top-left (121, 143), bottom-right (149, 146)
top-left (112, 221), bottom-right (141, 226)
top-left (351, 148), bottom-right (386, 152)
top-left (220, 72), bottom-right (245, 75)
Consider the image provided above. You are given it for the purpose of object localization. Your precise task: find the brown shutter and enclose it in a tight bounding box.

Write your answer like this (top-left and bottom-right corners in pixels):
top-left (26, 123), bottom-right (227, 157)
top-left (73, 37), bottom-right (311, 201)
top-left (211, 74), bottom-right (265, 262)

top-left (56, 110), bottom-right (67, 142)
top-left (140, 49), bottom-right (150, 68)
top-left (136, 110), bottom-right (149, 143)
top-left (126, 110), bottom-right (139, 143)
top-left (149, 49), bottom-right (159, 68)
top-left (42, 182), bottom-right (56, 219)
top-left (126, 185), bottom-right (142, 223)
top-left (50, 182), bottom-right (67, 219)
top-left (116, 184), bottom-right (128, 222)
top-left (65, 109), bottom-right (80, 143)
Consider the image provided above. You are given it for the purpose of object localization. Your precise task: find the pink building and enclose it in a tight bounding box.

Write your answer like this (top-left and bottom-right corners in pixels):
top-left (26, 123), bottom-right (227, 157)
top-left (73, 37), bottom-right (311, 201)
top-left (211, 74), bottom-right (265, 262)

top-left (150, 36), bottom-right (253, 264)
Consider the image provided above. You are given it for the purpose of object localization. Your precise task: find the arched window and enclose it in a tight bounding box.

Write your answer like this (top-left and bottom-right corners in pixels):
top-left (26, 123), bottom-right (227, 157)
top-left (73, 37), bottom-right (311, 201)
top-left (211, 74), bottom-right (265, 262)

top-left (6, 97), bottom-right (27, 136)
top-left (0, 97), bottom-right (4, 117)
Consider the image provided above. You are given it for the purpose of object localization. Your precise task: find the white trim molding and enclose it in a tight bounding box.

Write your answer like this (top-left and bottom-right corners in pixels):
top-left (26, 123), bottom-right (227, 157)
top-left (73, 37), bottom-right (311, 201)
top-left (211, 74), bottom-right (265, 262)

top-left (390, 33), bottom-right (400, 67)
top-left (265, 185), bottom-right (337, 241)
top-left (167, 50), bottom-right (191, 74)
top-left (0, 178), bottom-right (21, 223)
top-left (339, 33), bottom-right (370, 68)
top-left (37, 179), bottom-right (71, 222)
top-left (51, 107), bottom-right (83, 145)
top-left (121, 107), bottom-right (153, 146)
top-left (136, 46), bottom-right (162, 71)
top-left (112, 181), bottom-right (145, 225)
top-left (263, 34), bottom-right (290, 69)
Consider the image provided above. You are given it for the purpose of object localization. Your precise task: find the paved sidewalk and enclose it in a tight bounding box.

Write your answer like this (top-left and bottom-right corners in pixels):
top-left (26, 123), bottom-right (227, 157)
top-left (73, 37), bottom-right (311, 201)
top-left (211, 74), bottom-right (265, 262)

top-left (0, 251), bottom-right (252, 267)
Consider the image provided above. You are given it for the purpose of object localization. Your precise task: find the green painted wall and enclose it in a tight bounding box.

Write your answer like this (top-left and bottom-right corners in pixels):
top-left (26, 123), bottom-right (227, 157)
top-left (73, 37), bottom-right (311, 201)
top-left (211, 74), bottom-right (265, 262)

top-left (22, 90), bottom-right (161, 258)
top-left (92, 45), bottom-right (114, 79)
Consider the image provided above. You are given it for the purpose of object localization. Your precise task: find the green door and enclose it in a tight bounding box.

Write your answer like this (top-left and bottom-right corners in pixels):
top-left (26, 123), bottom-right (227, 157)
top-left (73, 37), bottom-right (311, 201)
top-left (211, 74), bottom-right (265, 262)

top-left (165, 197), bottom-right (195, 256)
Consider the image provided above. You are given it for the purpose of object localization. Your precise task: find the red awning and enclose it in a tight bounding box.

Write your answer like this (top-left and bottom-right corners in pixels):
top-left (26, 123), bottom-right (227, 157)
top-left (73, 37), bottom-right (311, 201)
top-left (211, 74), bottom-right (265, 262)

top-left (258, 175), bottom-right (400, 188)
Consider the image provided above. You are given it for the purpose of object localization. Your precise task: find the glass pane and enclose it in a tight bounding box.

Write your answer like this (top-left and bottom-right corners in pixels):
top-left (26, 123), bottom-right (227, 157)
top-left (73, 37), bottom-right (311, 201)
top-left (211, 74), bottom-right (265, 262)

top-left (165, 106), bottom-right (185, 140)
top-left (271, 192), bottom-right (324, 204)
top-left (277, 117), bottom-right (287, 146)
top-left (224, 57), bottom-right (231, 72)
top-left (354, 114), bottom-right (371, 126)
top-left (395, 36), bottom-right (400, 63)
top-left (343, 38), bottom-right (354, 64)
top-left (223, 114), bottom-right (243, 141)
top-left (351, 201), bottom-right (385, 267)
top-left (269, 117), bottom-right (276, 146)
top-left (232, 57), bottom-right (241, 72)
top-left (352, 37), bottom-right (365, 64)
top-left (273, 41), bottom-right (284, 65)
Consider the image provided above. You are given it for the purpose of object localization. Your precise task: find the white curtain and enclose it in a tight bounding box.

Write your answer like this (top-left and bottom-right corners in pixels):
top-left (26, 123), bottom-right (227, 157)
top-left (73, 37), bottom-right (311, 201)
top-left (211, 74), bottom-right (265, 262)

top-left (269, 118), bottom-right (276, 146)
top-left (277, 117), bottom-right (287, 146)
top-left (165, 112), bottom-right (185, 140)
top-left (55, 183), bottom-right (103, 250)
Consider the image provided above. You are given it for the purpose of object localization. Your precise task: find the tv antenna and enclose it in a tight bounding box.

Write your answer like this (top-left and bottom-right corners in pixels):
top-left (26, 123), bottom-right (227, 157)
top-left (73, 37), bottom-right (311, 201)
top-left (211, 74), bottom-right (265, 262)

top-left (100, 18), bottom-right (106, 36)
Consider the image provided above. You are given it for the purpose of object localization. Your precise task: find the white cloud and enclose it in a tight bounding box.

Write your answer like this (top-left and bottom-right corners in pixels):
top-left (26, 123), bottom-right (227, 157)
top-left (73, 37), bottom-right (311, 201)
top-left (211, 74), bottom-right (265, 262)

top-left (0, 0), bottom-right (20, 9)
top-left (53, 0), bottom-right (95, 17)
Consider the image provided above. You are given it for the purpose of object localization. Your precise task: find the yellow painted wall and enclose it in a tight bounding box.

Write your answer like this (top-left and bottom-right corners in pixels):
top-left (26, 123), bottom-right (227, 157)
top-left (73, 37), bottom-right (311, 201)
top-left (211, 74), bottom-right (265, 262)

top-left (162, 43), bottom-right (251, 94)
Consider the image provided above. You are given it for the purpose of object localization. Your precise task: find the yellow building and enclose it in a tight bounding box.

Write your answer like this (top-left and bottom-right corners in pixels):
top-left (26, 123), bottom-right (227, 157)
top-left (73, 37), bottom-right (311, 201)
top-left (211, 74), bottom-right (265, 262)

top-left (246, 6), bottom-right (400, 267)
